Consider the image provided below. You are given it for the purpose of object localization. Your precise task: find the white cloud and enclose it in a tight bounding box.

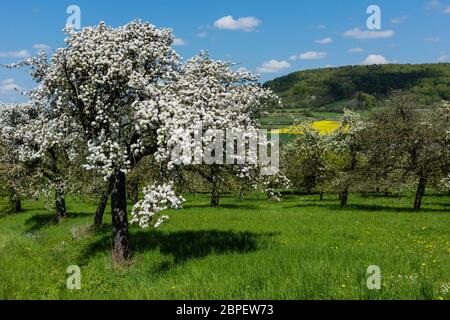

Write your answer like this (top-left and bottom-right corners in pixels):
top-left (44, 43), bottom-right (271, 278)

top-left (343, 28), bottom-right (394, 40)
top-left (362, 54), bottom-right (390, 65)
top-left (390, 15), bottom-right (408, 24)
top-left (196, 31), bottom-right (208, 38)
top-left (438, 55), bottom-right (448, 62)
top-left (213, 15), bottom-right (262, 32)
top-left (0, 50), bottom-right (30, 58)
top-left (257, 60), bottom-right (291, 73)
top-left (315, 37), bottom-right (333, 45)
top-left (0, 78), bottom-right (23, 93)
top-left (317, 24), bottom-right (326, 30)
top-left (425, 37), bottom-right (441, 42)
top-left (33, 44), bottom-right (51, 51)
top-left (173, 38), bottom-right (187, 46)
top-left (290, 51), bottom-right (327, 61)
top-left (425, 0), bottom-right (450, 13)
top-left (425, 0), bottom-right (441, 11)
top-left (348, 47), bottom-right (364, 53)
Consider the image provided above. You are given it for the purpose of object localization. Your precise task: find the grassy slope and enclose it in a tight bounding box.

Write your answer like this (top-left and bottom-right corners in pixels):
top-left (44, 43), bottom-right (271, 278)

top-left (0, 193), bottom-right (449, 300)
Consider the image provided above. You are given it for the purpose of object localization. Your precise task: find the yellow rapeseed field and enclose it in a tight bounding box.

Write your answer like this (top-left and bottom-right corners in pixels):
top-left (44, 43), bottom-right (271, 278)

top-left (272, 120), bottom-right (340, 135)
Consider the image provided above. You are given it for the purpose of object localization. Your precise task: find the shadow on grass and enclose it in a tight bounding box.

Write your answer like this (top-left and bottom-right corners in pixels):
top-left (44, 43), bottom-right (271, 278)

top-left (286, 203), bottom-right (447, 213)
top-left (79, 229), bottom-right (277, 273)
top-left (25, 212), bottom-right (92, 233)
top-left (183, 203), bottom-right (261, 210)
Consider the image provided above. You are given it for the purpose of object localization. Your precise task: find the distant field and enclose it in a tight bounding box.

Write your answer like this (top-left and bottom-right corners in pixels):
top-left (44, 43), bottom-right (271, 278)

top-left (0, 193), bottom-right (449, 300)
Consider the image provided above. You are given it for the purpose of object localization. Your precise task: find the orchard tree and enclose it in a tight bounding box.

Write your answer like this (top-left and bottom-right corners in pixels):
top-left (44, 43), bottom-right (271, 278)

top-left (329, 110), bottom-right (368, 207)
top-left (0, 102), bottom-right (83, 220)
top-left (17, 21), bottom-right (187, 261)
top-left (282, 121), bottom-right (334, 199)
top-left (0, 138), bottom-right (25, 212)
top-left (15, 21), bottom-right (281, 261)
top-left (152, 52), bottom-right (281, 207)
top-left (366, 95), bottom-right (450, 210)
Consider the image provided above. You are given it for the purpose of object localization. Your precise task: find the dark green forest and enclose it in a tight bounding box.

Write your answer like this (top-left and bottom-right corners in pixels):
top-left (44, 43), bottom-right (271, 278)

top-left (264, 63), bottom-right (450, 110)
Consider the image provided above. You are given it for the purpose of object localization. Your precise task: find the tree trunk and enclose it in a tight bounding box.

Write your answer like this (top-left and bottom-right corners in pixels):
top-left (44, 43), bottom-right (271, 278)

top-left (55, 185), bottom-right (67, 221)
top-left (130, 182), bottom-right (139, 205)
top-left (111, 170), bottom-right (131, 262)
top-left (340, 188), bottom-right (349, 207)
top-left (239, 188), bottom-right (245, 202)
top-left (413, 175), bottom-right (427, 211)
top-left (94, 190), bottom-right (109, 229)
top-left (9, 187), bottom-right (22, 213)
top-left (14, 199), bottom-right (22, 212)
top-left (211, 176), bottom-right (220, 208)
top-left (319, 190), bottom-right (324, 201)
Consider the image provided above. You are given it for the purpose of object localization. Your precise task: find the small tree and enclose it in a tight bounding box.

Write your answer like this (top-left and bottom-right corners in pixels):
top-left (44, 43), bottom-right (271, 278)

top-left (282, 121), bottom-right (334, 198)
top-left (329, 110), bottom-right (368, 207)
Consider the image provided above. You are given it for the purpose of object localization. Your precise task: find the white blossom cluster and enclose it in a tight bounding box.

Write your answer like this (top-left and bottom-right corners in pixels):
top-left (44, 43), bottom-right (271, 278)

top-left (130, 183), bottom-right (184, 228)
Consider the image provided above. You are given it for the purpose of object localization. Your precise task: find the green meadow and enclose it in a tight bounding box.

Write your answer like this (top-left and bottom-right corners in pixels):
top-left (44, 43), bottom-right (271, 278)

top-left (0, 193), bottom-right (449, 300)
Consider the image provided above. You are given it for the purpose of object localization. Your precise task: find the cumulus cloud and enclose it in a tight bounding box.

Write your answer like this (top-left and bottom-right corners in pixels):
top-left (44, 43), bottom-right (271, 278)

top-left (315, 37), bottom-right (333, 45)
top-left (343, 28), bottom-right (394, 40)
top-left (348, 47), bottom-right (364, 53)
top-left (0, 50), bottom-right (30, 58)
top-left (0, 78), bottom-right (24, 94)
top-left (213, 15), bottom-right (262, 32)
top-left (362, 54), bottom-right (390, 65)
top-left (33, 44), bottom-right (51, 51)
top-left (257, 60), bottom-right (291, 73)
top-left (290, 51), bottom-right (327, 61)
top-left (173, 38), bottom-right (187, 46)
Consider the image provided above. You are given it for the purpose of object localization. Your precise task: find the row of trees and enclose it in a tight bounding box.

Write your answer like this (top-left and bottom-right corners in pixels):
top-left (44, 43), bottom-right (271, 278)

top-left (282, 94), bottom-right (450, 209)
top-left (0, 21), bottom-right (284, 261)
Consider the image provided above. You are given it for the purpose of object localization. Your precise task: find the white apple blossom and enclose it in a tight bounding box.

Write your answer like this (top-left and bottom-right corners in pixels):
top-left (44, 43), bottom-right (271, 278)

top-left (131, 183), bottom-right (184, 229)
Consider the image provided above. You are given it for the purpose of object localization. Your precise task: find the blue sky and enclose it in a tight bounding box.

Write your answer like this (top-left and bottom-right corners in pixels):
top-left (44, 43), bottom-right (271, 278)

top-left (0, 0), bottom-right (449, 103)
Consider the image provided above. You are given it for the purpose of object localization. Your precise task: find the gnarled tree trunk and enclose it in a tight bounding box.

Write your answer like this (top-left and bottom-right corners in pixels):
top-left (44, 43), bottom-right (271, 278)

top-left (94, 190), bottom-right (109, 229)
top-left (111, 170), bottom-right (130, 261)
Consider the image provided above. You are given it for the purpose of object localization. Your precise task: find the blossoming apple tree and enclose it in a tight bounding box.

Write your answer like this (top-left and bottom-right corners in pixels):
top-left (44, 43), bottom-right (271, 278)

top-left (0, 102), bottom-right (83, 220)
top-left (12, 21), bottom-right (281, 261)
top-left (136, 52), bottom-right (284, 208)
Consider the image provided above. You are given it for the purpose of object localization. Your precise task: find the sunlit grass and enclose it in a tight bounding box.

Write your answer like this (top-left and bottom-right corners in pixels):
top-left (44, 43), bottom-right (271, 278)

top-left (0, 193), bottom-right (449, 300)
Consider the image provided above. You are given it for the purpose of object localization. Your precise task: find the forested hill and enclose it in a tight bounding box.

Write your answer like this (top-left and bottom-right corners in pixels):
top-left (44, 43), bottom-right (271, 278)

top-left (263, 63), bottom-right (450, 110)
